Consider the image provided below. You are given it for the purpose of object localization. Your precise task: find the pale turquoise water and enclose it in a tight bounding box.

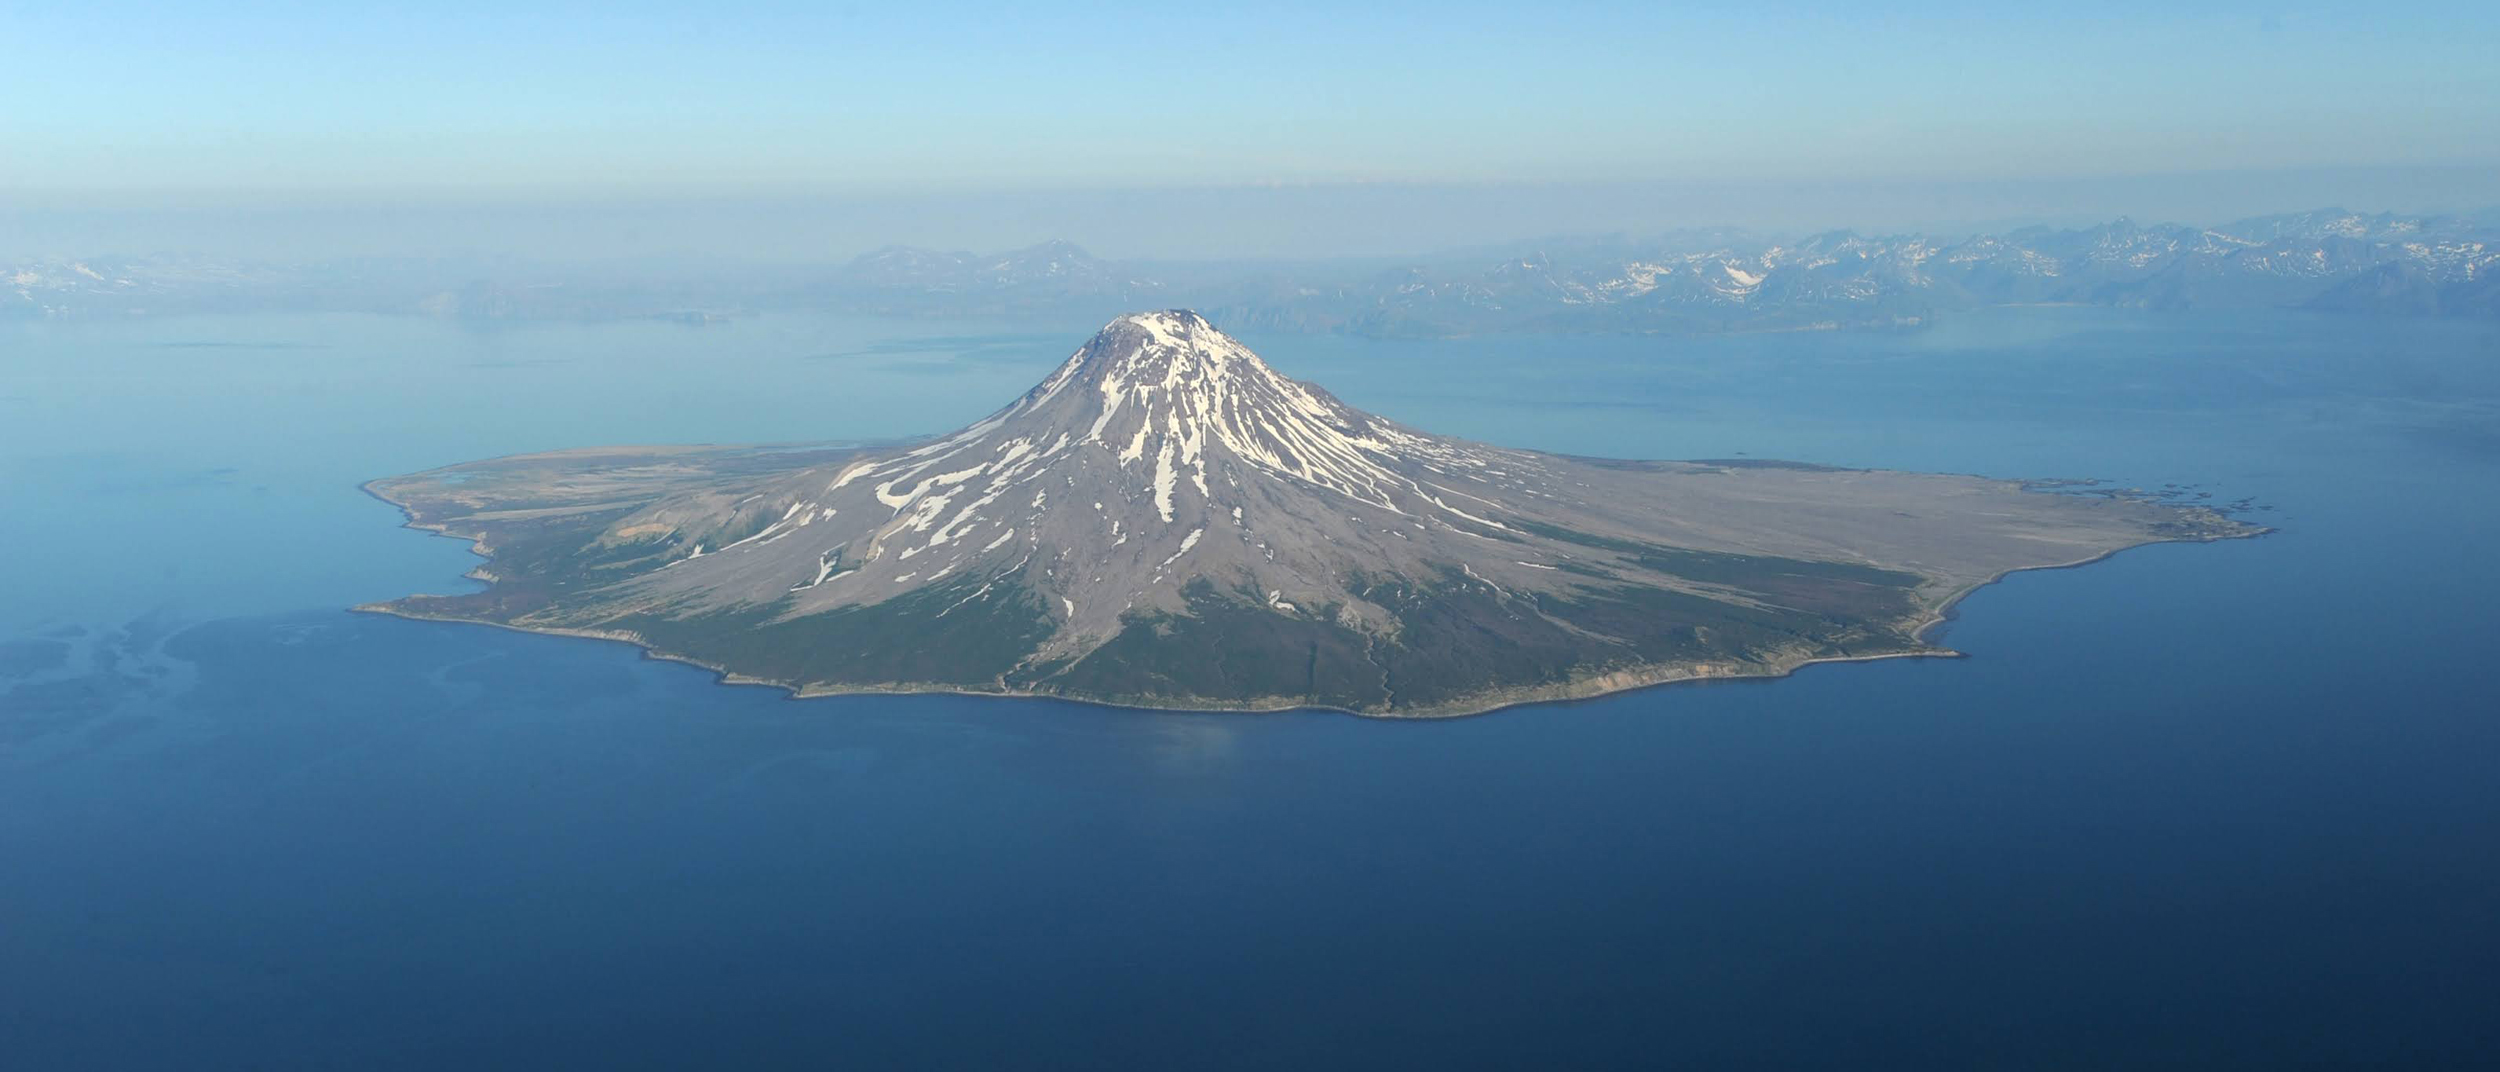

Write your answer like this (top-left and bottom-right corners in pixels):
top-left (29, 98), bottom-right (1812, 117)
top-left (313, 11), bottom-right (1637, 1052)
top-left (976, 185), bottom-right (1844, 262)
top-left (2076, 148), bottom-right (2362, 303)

top-left (0, 313), bottom-right (1090, 633)
top-left (4, 308), bottom-right (2498, 1067)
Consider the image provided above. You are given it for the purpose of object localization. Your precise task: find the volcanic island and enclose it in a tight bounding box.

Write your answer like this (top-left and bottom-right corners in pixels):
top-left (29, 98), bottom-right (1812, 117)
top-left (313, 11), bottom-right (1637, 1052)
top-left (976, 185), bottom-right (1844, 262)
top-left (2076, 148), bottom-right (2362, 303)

top-left (361, 311), bottom-right (2261, 716)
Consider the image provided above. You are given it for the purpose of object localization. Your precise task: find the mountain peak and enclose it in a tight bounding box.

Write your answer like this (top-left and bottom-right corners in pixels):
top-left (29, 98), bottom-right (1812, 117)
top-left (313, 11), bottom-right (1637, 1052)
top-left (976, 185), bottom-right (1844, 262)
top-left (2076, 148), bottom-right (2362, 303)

top-left (1032, 311), bottom-right (1323, 436)
top-left (1115, 308), bottom-right (1204, 329)
top-left (1068, 310), bottom-right (1263, 381)
top-left (1104, 308), bottom-right (1214, 340)
top-left (1005, 311), bottom-right (1433, 525)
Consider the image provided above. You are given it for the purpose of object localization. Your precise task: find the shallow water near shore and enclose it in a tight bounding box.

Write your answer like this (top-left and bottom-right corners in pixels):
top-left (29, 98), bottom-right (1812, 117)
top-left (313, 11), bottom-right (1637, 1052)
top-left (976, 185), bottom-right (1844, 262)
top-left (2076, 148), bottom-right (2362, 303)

top-left (5, 307), bottom-right (2498, 1067)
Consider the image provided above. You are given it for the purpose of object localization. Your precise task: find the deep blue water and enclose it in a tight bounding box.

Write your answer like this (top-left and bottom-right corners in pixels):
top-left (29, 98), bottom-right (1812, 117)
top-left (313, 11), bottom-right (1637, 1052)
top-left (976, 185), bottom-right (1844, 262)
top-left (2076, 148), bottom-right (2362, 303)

top-left (4, 308), bottom-right (2498, 1068)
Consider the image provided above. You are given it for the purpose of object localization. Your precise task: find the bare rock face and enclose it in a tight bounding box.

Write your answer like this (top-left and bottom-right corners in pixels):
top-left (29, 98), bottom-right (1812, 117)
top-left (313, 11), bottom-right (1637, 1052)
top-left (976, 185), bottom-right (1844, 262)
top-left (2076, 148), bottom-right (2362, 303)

top-left (366, 311), bottom-right (2261, 715)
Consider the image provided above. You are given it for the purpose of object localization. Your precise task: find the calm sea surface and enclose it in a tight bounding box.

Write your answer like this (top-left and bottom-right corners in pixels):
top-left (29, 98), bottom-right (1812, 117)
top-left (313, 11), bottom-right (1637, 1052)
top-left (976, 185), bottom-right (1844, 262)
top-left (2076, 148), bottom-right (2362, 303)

top-left (4, 308), bottom-right (2497, 1068)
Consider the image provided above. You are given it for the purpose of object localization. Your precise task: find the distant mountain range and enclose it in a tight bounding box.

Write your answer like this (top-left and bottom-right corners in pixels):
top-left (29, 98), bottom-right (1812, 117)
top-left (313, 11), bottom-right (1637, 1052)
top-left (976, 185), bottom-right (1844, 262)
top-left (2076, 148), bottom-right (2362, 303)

top-left (823, 209), bottom-right (2500, 334)
top-left (11, 208), bottom-right (2495, 335)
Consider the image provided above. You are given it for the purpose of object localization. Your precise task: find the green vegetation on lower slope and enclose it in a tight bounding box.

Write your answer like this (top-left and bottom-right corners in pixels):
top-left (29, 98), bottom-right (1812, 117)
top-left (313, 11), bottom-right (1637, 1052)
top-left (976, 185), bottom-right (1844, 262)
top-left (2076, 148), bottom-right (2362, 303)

top-left (1030, 579), bottom-right (1390, 710)
top-left (1016, 563), bottom-right (1932, 714)
top-left (610, 574), bottom-right (1058, 690)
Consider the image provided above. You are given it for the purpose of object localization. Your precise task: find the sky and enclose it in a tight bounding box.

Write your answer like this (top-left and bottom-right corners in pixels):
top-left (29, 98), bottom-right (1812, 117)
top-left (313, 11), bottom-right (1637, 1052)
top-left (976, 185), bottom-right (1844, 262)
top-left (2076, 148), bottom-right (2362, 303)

top-left (5, 1), bottom-right (2497, 259)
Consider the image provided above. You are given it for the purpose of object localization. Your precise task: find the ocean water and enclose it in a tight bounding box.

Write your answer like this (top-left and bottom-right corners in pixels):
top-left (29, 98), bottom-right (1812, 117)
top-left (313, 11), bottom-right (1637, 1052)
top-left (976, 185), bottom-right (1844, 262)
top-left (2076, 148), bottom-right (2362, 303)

top-left (4, 308), bottom-right (2497, 1068)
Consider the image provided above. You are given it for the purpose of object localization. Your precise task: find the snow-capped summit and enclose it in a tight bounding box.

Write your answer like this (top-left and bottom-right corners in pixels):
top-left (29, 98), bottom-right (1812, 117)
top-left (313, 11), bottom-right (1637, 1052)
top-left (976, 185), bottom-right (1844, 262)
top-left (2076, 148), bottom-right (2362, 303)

top-left (611, 311), bottom-right (1542, 644)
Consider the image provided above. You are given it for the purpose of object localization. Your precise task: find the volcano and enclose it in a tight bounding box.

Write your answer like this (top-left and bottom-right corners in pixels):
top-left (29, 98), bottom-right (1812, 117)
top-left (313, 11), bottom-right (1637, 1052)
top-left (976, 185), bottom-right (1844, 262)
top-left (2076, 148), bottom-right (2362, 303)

top-left (364, 311), bottom-right (2258, 715)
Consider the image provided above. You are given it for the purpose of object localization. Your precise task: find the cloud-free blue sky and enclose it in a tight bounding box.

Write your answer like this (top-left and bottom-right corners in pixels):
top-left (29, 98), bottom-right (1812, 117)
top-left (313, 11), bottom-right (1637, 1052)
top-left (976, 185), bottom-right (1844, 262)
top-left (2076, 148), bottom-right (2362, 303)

top-left (5, 1), bottom-right (2494, 256)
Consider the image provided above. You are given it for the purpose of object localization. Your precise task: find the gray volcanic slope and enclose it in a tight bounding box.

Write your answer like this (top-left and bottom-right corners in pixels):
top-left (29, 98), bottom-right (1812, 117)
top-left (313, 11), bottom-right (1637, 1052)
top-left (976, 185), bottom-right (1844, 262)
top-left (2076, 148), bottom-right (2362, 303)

top-left (366, 311), bottom-right (2258, 715)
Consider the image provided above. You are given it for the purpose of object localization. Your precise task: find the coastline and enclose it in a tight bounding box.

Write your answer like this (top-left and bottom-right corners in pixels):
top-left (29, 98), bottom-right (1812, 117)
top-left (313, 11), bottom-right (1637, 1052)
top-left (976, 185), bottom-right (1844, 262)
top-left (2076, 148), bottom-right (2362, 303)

top-left (358, 475), bottom-right (2269, 720)
top-left (352, 597), bottom-right (1965, 719)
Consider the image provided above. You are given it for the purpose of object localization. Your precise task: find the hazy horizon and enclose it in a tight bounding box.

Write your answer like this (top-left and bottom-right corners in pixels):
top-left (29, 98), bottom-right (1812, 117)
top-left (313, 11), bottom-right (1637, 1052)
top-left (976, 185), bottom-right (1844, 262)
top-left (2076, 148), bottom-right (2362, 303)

top-left (9, 2), bottom-right (2498, 263)
top-left (9, 164), bottom-right (2498, 265)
